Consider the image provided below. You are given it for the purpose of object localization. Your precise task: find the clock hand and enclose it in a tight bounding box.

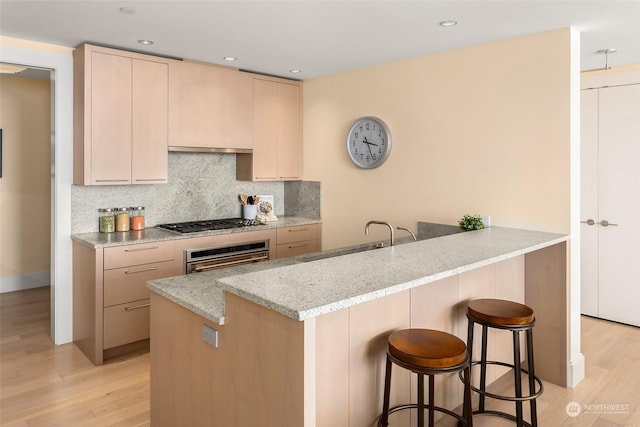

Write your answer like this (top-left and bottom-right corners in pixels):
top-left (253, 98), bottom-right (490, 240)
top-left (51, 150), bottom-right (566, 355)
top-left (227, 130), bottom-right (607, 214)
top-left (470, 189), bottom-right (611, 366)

top-left (361, 137), bottom-right (379, 147)
top-left (362, 137), bottom-right (377, 159)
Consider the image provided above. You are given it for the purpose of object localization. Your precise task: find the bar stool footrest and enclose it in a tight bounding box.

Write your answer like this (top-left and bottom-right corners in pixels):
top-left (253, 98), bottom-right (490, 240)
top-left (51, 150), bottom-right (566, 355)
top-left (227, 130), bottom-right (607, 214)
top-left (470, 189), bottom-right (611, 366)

top-left (460, 360), bottom-right (544, 402)
top-left (377, 403), bottom-right (471, 427)
top-left (472, 410), bottom-right (534, 427)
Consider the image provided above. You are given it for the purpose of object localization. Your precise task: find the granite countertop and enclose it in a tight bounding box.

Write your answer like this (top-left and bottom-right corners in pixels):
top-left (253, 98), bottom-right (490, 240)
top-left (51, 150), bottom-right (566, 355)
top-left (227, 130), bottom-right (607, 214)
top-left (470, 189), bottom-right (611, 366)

top-left (71, 216), bottom-right (321, 249)
top-left (147, 226), bottom-right (568, 325)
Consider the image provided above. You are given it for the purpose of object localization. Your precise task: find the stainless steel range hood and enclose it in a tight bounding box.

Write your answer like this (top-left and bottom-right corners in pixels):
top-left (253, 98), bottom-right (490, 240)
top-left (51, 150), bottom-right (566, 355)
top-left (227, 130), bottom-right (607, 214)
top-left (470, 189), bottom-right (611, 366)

top-left (168, 146), bottom-right (252, 154)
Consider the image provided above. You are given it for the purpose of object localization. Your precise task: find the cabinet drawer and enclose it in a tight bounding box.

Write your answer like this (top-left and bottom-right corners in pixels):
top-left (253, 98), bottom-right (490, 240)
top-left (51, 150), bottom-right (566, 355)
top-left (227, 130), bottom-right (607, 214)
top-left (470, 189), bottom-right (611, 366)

top-left (276, 224), bottom-right (319, 244)
top-left (104, 240), bottom-right (174, 269)
top-left (103, 299), bottom-right (150, 349)
top-left (104, 260), bottom-right (174, 307)
top-left (276, 239), bottom-right (319, 258)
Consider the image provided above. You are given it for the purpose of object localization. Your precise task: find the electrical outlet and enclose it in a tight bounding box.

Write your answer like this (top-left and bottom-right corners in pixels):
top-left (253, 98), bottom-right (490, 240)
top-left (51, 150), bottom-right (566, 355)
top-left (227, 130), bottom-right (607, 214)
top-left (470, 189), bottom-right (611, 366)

top-left (481, 215), bottom-right (491, 227)
top-left (202, 324), bottom-right (219, 348)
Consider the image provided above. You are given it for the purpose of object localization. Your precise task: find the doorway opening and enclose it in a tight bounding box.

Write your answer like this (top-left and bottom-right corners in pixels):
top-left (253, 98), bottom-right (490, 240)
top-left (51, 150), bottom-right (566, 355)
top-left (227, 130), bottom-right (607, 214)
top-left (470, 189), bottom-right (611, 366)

top-left (0, 63), bottom-right (54, 341)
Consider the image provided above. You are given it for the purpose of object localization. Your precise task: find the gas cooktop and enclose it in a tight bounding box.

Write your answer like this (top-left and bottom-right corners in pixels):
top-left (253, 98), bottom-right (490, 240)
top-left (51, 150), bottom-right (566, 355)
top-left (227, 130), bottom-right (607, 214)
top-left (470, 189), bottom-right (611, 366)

top-left (157, 218), bottom-right (262, 234)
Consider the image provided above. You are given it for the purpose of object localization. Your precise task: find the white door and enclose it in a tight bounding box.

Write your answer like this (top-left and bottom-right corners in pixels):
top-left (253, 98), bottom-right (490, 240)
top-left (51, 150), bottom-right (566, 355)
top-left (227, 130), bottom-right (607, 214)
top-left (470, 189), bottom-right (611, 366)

top-left (581, 83), bottom-right (640, 327)
top-left (580, 89), bottom-right (599, 317)
top-left (597, 84), bottom-right (640, 326)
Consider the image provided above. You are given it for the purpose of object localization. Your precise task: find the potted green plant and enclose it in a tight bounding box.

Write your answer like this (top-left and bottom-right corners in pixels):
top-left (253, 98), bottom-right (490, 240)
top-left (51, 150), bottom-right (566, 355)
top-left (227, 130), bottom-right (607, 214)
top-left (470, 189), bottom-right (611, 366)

top-left (458, 214), bottom-right (485, 231)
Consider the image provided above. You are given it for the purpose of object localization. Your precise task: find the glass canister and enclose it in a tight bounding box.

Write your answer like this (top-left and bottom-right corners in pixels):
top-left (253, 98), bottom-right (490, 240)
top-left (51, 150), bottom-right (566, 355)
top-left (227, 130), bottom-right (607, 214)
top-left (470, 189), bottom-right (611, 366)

top-left (115, 207), bottom-right (130, 232)
top-left (130, 206), bottom-right (145, 231)
top-left (99, 208), bottom-right (115, 233)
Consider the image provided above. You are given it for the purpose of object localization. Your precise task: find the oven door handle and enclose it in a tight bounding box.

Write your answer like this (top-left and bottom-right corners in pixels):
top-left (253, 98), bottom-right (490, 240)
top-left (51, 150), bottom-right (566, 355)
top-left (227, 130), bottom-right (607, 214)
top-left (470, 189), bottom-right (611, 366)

top-left (192, 253), bottom-right (269, 272)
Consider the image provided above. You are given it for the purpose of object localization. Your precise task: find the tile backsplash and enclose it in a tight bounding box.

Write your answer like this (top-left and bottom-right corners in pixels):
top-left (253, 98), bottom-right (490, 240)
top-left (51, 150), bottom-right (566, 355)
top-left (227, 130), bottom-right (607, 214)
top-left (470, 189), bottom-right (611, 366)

top-left (71, 152), bottom-right (320, 233)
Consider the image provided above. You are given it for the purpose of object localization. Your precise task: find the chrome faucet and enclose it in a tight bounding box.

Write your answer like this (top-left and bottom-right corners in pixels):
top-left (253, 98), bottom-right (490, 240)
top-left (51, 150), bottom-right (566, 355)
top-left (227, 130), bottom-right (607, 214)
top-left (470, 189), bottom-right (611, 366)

top-left (396, 226), bottom-right (417, 242)
top-left (365, 221), bottom-right (395, 246)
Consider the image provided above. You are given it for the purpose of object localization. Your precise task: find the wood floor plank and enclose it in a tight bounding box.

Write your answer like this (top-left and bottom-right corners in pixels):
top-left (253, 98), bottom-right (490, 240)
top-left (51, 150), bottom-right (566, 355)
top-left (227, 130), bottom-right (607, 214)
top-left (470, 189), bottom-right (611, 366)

top-left (2, 287), bottom-right (640, 426)
top-left (1, 288), bottom-right (150, 426)
top-left (2, 362), bottom-right (149, 423)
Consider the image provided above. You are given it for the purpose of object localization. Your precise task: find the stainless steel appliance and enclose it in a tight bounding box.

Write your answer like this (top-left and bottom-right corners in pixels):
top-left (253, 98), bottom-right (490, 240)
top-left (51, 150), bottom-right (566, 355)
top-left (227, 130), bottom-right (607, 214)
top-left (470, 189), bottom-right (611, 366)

top-left (158, 217), bottom-right (261, 234)
top-left (157, 218), bottom-right (269, 273)
top-left (185, 240), bottom-right (270, 273)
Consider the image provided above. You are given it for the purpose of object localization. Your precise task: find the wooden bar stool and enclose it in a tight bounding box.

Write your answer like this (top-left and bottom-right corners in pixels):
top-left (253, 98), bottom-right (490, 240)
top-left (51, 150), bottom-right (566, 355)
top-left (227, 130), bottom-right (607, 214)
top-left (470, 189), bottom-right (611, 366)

top-left (378, 328), bottom-right (473, 427)
top-left (464, 299), bottom-right (543, 427)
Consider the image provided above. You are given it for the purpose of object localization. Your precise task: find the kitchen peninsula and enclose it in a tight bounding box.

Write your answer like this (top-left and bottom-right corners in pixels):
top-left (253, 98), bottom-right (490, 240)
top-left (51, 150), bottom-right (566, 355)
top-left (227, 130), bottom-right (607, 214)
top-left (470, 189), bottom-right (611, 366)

top-left (147, 226), bottom-right (569, 427)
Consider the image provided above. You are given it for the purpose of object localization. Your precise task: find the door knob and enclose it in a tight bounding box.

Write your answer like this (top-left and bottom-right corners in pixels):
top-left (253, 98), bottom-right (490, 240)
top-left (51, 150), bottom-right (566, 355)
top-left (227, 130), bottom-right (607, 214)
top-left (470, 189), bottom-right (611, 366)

top-left (599, 220), bottom-right (618, 227)
top-left (581, 219), bottom-right (595, 225)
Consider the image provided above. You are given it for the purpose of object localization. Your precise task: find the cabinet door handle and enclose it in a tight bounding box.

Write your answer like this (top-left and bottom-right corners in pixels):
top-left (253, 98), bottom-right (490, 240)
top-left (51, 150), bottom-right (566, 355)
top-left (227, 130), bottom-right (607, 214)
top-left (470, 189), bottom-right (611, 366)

top-left (124, 246), bottom-right (159, 252)
top-left (124, 266), bottom-right (159, 275)
top-left (95, 179), bottom-right (129, 183)
top-left (581, 219), bottom-right (595, 225)
top-left (288, 228), bottom-right (308, 232)
top-left (125, 303), bottom-right (151, 311)
top-left (279, 176), bottom-right (300, 180)
top-left (288, 243), bottom-right (309, 249)
top-left (599, 220), bottom-right (619, 227)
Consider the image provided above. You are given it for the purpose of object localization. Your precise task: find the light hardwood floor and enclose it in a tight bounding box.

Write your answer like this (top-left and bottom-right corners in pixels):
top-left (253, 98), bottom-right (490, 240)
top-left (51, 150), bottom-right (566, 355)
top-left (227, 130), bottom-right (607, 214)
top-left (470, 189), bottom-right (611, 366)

top-left (1, 287), bottom-right (639, 426)
top-left (0, 287), bottom-right (149, 426)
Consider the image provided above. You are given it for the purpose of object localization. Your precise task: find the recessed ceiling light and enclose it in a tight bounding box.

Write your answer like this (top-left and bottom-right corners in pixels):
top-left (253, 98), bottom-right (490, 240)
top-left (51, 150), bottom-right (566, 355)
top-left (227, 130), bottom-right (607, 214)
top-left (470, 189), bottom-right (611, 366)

top-left (119, 7), bottom-right (136, 14)
top-left (289, 69), bottom-right (302, 74)
top-left (138, 40), bottom-right (154, 45)
top-left (223, 57), bottom-right (237, 62)
top-left (439, 20), bottom-right (458, 27)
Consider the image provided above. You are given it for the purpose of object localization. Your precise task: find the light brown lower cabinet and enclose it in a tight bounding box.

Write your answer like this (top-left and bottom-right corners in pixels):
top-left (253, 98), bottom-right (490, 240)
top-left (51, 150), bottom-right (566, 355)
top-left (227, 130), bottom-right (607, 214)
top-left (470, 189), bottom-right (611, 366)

top-left (275, 224), bottom-right (320, 258)
top-left (102, 259), bottom-right (174, 349)
top-left (73, 240), bottom-right (175, 365)
top-left (103, 300), bottom-right (151, 349)
top-left (73, 223), bottom-right (321, 365)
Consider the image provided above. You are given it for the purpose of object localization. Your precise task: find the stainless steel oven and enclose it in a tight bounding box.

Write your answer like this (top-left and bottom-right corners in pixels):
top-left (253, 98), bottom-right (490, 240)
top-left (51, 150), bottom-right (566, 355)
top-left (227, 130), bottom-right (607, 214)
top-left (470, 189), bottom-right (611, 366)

top-left (185, 239), bottom-right (270, 274)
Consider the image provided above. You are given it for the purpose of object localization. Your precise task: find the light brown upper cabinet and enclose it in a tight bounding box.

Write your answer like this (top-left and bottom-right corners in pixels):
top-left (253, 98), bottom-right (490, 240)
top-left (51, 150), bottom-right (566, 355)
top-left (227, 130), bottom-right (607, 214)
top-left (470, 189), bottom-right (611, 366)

top-left (168, 60), bottom-right (253, 152)
top-left (74, 44), bottom-right (168, 185)
top-left (237, 77), bottom-right (303, 181)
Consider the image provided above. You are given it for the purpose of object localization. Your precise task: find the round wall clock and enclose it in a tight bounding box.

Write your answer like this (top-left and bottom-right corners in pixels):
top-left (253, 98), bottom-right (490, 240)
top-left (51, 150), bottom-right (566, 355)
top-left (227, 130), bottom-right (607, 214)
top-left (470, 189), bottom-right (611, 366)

top-left (346, 116), bottom-right (392, 169)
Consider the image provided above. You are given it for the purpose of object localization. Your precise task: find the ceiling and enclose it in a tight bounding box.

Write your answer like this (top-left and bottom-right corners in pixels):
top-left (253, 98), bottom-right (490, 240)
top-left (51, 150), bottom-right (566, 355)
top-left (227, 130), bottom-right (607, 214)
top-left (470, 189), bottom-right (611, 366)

top-left (1, 1), bottom-right (639, 80)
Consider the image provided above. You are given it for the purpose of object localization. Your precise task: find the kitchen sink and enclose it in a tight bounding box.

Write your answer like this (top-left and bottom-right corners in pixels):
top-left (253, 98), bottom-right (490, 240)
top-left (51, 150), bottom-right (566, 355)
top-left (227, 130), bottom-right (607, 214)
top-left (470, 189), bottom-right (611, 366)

top-left (295, 232), bottom-right (430, 263)
top-left (296, 242), bottom-right (385, 262)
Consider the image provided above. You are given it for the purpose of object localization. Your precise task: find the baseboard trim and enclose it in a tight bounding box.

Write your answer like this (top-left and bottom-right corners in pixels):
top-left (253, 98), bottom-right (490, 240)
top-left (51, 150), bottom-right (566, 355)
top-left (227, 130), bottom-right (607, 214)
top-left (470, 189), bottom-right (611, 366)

top-left (568, 352), bottom-right (586, 388)
top-left (0, 271), bottom-right (50, 293)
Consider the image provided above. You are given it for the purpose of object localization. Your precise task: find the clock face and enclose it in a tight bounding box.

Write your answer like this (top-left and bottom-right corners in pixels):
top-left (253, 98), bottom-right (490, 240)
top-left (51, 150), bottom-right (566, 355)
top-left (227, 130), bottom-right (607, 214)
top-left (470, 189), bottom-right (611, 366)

top-left (346, 116), bottom-right (392, 169)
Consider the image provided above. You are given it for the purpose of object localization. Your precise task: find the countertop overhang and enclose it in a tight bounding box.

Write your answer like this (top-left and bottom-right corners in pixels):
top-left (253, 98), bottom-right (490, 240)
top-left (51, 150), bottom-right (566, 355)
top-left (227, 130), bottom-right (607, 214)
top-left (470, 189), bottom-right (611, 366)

top-left (147, 226), bottom-right (568, 325)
